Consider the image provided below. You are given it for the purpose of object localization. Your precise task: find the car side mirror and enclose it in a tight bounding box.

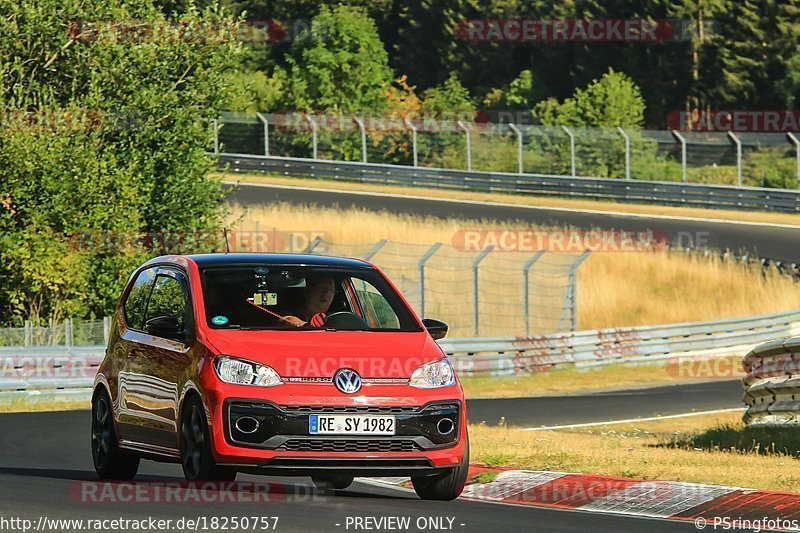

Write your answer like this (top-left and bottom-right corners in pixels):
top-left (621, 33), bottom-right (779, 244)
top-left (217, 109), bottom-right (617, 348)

top-left (145, 315), bottom-right (182, 340)
top-left (422, 318), bottom-right (448, 340)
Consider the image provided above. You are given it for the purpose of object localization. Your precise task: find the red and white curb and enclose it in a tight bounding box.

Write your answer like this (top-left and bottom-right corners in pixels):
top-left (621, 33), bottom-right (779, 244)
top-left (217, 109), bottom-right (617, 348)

top-left (377, 469), bottom-right (800, 530)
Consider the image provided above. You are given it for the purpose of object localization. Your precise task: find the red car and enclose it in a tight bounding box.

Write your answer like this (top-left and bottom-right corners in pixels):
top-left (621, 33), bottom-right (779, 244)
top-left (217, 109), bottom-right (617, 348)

top-left (91, 253), bottom-right (469, 500)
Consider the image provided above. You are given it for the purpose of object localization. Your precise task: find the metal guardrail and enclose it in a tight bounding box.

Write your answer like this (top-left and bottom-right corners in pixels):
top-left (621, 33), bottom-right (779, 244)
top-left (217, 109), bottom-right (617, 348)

top-left (742, 336), bottom-right (800, 426)
top-left (219, 153), bottom-right (800, 213)
top-left (3, 308), bottom-right (798, 402)
top-left (443, 308), bottom-right (800, 376)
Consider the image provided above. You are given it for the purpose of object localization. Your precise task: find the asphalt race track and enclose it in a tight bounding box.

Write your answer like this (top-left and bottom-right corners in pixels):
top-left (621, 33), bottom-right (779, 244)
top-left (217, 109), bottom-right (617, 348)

top-left (0, 413), bottom-right (696, 533)
top-left (227, 182), bottom-right (800, 263)
top-left (466, 380), bottom-right (743, 427)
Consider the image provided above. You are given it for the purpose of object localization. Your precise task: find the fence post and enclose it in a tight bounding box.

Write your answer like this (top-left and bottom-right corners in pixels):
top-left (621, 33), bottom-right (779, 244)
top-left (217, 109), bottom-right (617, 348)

top-left (617, 126), bottom-right (631, 180)
top-left (363, 239), bottom-right (388, 261)
top-left (559, 250), bottom-right (591, 331)
top-left (727, 131), bottom-right (742, 187)
top-left (24, 320), bottom-right (31, 347)
top-left (562, 125), bottom-right (576, 177)
top-left (671, 130), bottom-right (687, 182)
top-left (353, 116), bottom-right (367, 163)
top-left (404, 118), bottom-right (418, 167)
top-left (65, 318), bottom-right (74, 348)
top-left (302, 236), bottom-right (323, 254)
top-left (472, 246), bottom-right (494, 337)
top-left (788, 133), bottom-right (800, 189)
top-left (508, 123), bottom-right (523, 174)
top-left (256, 112), bottom-right (270, 156)
top-left (212, 118), bottom-right (219, 155)
top-left (103, 316), bottom-right (111, 345)
top-left (418, 243), bottom-right (442, 318)
top-left (523, 250), bottom-right (546, 336)
top-left (457, 120), bottom-right (472, 171)
top-left (305, 115), bottom-right (318, 159)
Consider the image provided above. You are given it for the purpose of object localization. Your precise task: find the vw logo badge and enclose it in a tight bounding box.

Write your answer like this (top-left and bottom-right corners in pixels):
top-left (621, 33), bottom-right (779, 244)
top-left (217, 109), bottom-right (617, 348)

top-left (334, 368), bottom-right (362, 394)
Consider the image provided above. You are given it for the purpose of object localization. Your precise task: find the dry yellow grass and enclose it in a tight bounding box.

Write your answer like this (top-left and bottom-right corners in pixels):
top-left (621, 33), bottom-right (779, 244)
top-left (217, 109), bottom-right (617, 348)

top-left (469, 411), bottom-right (800, 491)
top-left (226, 201), bottom-right (800, 332)
top-left (460, 357), bottom-right (744, 399)
top-left (220, 173), bottom-right (800, 227)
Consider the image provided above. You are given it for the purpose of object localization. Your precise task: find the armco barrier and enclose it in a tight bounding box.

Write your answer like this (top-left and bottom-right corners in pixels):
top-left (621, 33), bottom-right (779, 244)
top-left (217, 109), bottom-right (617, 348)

top-left (3, 308), bottom-right (798, 402)
top-left (218, 153), bottom-right (800, 213)
top-left (742, 336), bottom-right (800, 426)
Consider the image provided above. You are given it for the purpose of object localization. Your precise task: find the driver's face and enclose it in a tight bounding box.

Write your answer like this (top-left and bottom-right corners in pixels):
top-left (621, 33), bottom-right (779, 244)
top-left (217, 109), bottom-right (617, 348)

top-left (305, 278), bottom-right (335, 315)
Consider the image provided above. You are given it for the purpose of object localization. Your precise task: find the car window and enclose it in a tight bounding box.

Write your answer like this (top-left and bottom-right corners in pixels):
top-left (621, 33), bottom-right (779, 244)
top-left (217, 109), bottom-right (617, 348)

top-left (144, 274), bottom-right (188, 331)
top-left (124, 267), bottom-right (157, 331)
top-left (200, 266), bottom-right (421, 331)
top-left (352, 278), bottom-right (401, 329)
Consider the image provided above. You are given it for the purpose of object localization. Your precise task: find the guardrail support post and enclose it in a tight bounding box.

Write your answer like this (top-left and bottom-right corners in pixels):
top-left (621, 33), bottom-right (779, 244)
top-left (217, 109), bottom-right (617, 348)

top-left (404, 118), bottom-right (418, 167)
top-left (353, 116), bottom-right (367, 163)
top-left (418, 243), bottom-right (442, 317)
top-left (559, 250), bottom-right (592, 331)
top-left (457, 121), bottom-right (472, 171)
top-left (509, 123), bottom-right (523, 174)
top-left (727, 131), bottom-right (742, 187)
top-left (788, 132), bottom-right (800, 189)
top-left (305, 115), bottom-right (318, 160)
top-left (618, 126), bottom-right (631, 180)
top-left (362, 239), bottom-right (388, 261)
top-left (671, 130), bottom-right (687, 182)
top-left (103, 316), bottom-right (111, 345)
top-left (562, 125), bottom-right (576, 177)
top-left (472, 245), bottom-right (494, 336)
top-left (212, 119), bottom-right (219, 155)
top-left (256, 112), bottom-right (270, 156)
top-left (523, 250), bottom-right (546, 336)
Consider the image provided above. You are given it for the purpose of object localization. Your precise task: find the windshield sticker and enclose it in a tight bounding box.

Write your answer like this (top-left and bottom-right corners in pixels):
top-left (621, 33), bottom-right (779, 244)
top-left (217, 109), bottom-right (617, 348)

top-left (211, 315), bottom-right (229, 326)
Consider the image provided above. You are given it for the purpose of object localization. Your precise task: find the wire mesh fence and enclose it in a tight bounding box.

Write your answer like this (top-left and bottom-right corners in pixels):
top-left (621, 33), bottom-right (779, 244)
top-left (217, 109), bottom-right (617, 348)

top-left (215, 112), bottom-right (800, 190)
top-left (0, 238), bottom-right (590, 344)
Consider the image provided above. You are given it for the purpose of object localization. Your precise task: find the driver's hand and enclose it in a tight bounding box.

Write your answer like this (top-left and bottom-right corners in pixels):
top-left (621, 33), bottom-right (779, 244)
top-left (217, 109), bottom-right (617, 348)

top-left (309, 312), bottom-right (326, 327)
top-left (283, 315), bottom-right (306, 327)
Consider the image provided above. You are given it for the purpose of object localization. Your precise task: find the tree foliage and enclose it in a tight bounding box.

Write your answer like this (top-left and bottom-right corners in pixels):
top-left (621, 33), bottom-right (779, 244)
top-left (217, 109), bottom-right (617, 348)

top-left (0, 0), bottom-right (241, 324)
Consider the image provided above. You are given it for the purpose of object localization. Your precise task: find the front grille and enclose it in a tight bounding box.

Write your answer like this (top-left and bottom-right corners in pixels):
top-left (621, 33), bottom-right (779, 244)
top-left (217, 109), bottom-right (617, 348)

top-left (278, 439), bottom-right (421, 452)
top-left (279, 405), bottom-right (419, 414)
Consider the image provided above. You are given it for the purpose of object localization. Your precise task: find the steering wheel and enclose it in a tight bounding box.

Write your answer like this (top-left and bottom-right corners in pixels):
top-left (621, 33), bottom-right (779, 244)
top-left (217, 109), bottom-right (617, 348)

top-left (322, 311), bottom-right (371, 330)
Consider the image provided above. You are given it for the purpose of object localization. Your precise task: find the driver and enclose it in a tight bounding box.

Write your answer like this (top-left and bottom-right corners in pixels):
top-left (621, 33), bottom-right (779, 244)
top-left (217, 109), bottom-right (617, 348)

top-left (283, 274), bottom-right (336, 327)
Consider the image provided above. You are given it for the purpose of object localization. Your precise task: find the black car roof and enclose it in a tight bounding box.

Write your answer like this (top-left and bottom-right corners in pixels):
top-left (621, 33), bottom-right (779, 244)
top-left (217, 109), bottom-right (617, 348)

top-left (183, 253), bottom-right (373, 269)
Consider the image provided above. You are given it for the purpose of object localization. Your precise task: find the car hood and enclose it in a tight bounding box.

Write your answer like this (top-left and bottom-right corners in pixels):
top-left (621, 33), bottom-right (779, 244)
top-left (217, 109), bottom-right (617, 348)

top-left (203, 329), bottom-right (446, 378)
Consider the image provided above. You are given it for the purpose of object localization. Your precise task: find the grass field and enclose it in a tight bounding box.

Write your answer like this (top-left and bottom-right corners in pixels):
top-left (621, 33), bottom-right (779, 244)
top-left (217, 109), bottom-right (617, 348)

top-left (220, 173), bottom-right (800, 227)
top-left (226, 201), bottom-right (800, 331)
top-left (460, 356), bottom-right (744, 399)
top-left (469, 411), bottom-right (800, 491)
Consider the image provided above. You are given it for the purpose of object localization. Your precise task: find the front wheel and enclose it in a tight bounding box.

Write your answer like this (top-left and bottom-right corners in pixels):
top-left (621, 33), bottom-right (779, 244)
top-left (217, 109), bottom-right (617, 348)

top-left (180, 396), bottom-right (236, 481)
top-left (411, 437), bottom-right (469, 501)
top-left (91, 390), bottom-right (139, 480)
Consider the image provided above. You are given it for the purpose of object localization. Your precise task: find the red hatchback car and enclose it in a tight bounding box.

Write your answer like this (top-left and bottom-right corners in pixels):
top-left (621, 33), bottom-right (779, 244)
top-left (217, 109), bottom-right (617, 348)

top-left (91, 253), bottom-right (469, 500)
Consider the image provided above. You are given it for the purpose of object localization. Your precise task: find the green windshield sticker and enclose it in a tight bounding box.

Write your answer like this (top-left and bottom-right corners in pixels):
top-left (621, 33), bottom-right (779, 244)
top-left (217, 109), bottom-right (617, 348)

top-left (211, 315), bottom-right (229, 326)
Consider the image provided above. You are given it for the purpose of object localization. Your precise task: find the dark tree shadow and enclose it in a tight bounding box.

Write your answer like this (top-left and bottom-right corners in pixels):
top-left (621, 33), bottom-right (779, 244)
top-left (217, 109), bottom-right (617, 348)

top-left (658, 423), bottom-right (800, 457)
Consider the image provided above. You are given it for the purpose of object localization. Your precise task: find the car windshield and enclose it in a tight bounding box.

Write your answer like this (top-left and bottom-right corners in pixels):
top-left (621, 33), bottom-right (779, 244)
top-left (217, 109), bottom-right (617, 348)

top-left (200, 265), bottom-right (422, 332)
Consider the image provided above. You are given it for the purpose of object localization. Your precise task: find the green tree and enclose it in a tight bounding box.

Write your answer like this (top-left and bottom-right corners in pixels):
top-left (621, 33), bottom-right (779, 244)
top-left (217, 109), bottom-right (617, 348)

top-left (284, 4), bottom-right (393, 112)
top-left (0, 0), bottom-right (241, 324)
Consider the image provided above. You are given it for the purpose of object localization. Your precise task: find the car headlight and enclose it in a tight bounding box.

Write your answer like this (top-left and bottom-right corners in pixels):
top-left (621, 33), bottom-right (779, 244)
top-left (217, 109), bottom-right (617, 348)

top-left (409, 358), bottom-right (455, 388)
top-left (214, 356), bottom-right (282, 387)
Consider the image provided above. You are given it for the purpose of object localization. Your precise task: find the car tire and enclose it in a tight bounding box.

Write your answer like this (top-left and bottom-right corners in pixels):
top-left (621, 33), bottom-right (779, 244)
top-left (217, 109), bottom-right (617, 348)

top-left (180, 396), bottom-right (237, 482)
top-left (91, 389), bottom-right (140, 480)
top-left (411, 436), bottom-right (469, 501)
top-left (311, 475), bottom-right (354, 491)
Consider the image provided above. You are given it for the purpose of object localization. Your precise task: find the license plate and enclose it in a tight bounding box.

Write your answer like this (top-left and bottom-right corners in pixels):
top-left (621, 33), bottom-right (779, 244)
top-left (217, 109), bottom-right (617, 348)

top-left (308, 414), bottom-right (395, 435)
